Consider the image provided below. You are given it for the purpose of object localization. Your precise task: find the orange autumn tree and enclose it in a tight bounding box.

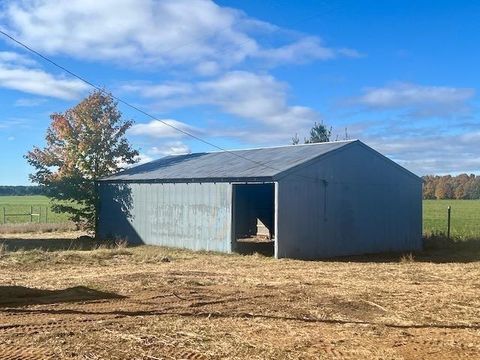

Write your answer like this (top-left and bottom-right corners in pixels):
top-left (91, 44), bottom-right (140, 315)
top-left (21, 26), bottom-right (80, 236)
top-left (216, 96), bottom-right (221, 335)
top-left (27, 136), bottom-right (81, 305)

top-left (26, 90), bottom-right (139, 234)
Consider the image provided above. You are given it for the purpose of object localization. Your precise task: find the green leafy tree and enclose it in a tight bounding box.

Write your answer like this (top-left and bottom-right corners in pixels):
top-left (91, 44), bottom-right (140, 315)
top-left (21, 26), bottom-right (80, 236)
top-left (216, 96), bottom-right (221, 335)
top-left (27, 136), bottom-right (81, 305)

top-left (25, 90), bottom-right (139, 234)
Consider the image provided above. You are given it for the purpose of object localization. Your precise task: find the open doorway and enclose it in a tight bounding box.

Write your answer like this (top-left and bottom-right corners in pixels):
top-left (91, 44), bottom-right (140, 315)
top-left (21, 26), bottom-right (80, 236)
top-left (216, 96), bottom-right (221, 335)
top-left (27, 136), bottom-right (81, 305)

top-left (232, 183), bottom-right (275, 256)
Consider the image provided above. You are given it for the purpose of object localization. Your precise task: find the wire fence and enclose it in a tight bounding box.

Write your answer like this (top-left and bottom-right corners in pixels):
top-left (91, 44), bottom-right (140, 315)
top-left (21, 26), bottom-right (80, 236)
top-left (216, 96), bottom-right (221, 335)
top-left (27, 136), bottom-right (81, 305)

top-left (0, 205), bottom-right (69, 224)
top-left (423, 201), bottom-right (480, 238)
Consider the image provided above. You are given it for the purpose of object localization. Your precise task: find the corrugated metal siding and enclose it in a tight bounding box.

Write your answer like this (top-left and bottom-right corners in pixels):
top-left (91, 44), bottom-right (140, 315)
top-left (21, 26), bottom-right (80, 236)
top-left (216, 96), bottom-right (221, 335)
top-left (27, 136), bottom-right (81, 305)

top-left (101, 141), bottom-right (354, 182)
top-left (99, 182), bottom-right (232, 252)
top-left (276, 142), bottom-right (422, 259)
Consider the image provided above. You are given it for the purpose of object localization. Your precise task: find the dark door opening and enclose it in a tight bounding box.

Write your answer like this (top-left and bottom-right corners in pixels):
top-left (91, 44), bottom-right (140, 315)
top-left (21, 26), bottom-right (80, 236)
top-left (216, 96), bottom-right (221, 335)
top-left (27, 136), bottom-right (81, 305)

top-left (232, 183), bottom-right (275, 256)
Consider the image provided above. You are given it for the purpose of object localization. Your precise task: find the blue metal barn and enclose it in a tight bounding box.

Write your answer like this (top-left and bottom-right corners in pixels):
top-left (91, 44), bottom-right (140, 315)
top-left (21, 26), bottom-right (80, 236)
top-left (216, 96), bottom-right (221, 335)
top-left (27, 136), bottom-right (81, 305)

top-left (98, 140), bottom-right (422, 259)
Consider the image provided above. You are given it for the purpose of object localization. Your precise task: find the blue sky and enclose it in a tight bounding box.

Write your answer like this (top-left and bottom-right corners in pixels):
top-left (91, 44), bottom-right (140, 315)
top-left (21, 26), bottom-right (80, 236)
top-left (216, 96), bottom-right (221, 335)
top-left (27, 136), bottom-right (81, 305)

top-left (1, 0), bottom-right (479, 185)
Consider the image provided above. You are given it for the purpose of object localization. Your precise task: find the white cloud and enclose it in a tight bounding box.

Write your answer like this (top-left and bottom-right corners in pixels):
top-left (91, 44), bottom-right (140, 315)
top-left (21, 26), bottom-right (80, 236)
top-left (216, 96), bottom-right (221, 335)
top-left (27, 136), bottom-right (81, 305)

top-left (148, 141), bottom-right (191, 156)
top-left (365, 132), bottom-right (480, 175)
top-left (208, 72), bottom-right (318, 129)
top-left (7, 136), bottom-right (15, 141)
top-left (0, 51), bottom-right (36, 66)
top-left (351, 83), bottom-right (475, 116)
top-left (257, 37), bottom-right (363, 64)
top-left (336, 48), bottom-right (365, 58)
top-left (2, 0), bottom-right (253, 67)
top-left (0, 119), bottom-right (25, 129)
top-left (118, 153), bottom-right (154, 168)
top-left (121, 142), bottom-right (191, 167)
top-left (194, 61), bottom-right (221, 76)
top-left (135, 153), bottom-right (154, 165)
top-left (122, 82), bottom-right (193, 98)
top-left (0, 51), bottom-right (88, 99)
top-left (125, 71), bottom-right (321, 144)
top-left (129, 119), bottom-right (202, 139)
top-left (343, 115), bottom-right (480, 175)
top-left (129, 143), bottom-right (191, 166)
top-left (14, 97), bottom-right (47, 107)
top-left (2, 0), bottom-right (360, 70)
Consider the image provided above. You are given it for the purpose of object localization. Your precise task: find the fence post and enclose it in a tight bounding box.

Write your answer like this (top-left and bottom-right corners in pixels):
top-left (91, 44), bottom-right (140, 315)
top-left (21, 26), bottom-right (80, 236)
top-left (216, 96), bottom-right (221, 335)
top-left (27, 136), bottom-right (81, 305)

top-left (447, 206), bottom-right (451, 239)
top-left (2, 207), bottom-right (4, 224)
top-left (45, 206), bottom-right (48, 224)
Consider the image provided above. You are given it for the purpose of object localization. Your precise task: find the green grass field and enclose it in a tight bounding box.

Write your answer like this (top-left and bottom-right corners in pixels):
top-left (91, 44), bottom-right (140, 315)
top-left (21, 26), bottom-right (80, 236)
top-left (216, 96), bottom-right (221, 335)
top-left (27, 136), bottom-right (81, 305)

top-left (423, 200), bottom-right (480, 238)
top-left (0, 195), bottom-right (71, 224)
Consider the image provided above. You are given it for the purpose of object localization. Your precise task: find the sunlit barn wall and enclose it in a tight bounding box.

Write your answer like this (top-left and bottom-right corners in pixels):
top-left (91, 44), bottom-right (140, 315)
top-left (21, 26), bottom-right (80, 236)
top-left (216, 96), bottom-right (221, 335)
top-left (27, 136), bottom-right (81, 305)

top-left (98, 182), bottom-right (232, 252)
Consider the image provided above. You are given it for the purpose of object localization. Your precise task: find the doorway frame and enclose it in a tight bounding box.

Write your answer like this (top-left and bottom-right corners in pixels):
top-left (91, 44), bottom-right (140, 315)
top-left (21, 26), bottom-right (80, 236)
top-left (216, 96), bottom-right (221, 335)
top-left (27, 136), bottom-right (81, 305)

top-left (230, 181), bottom-right (278, 258)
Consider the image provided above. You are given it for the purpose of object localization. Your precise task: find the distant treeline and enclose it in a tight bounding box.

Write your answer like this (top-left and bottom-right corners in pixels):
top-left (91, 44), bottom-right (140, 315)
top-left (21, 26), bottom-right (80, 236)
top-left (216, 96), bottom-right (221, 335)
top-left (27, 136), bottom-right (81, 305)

top-left (423, 174), bottom-right (480, 199)
top-left (0, 186), bottom-right (46, 196)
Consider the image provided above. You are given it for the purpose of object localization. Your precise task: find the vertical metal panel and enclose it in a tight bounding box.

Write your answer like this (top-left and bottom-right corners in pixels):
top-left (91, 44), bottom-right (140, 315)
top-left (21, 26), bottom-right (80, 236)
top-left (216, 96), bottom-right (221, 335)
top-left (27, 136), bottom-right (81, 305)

top-left (277, 142), bottom-right (422, 259)
top-left (274, 181), bottom-right (279, 259)
top-left (99, 182), bottom-right (232, 252)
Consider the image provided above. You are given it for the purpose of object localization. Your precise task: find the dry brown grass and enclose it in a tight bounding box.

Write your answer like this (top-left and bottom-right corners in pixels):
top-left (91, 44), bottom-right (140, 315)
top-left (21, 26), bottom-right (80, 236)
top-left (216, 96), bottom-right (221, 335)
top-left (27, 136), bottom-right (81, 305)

top-left (399, 252), bottom-right (415, 263)
top-left (0, 222), bottom-right (77, 234)
top-left (0, 233), bottom-right (478, 359)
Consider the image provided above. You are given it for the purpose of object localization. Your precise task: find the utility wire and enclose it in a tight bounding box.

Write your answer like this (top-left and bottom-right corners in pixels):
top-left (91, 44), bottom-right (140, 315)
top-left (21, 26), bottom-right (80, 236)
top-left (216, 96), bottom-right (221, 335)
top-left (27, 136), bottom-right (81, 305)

top-left (0, 30), bottom-right (220, 148)
top-left (0, 2), bottom-right (333, 177)
top-left (0, 30), bottom-right (334, 181)
top-left (0, 11), bottom-right (404, 188)
top-left (0, 29), bottom-right (293, 175)
top-left (0, 10), bottom-right (338, 184)
top-left (0, 31), bottom-right (364, 186)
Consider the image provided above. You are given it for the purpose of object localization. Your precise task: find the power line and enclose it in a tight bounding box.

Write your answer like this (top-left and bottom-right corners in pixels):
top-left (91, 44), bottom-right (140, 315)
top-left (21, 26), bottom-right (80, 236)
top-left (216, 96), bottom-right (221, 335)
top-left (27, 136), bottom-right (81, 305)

top-left (0, 30), bottom-right (218, 146)
top-left (0, 1), bottom-right (338, 184)
top-left (0, 28), bottom-right (322, 180)
top-left (0, 12), bottom-right (401, 189)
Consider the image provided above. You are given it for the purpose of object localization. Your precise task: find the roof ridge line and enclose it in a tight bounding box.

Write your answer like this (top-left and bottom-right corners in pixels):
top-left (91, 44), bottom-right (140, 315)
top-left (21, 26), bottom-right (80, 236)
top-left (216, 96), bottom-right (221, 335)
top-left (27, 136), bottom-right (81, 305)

top-left (177, 139), bottom-right (359, 156)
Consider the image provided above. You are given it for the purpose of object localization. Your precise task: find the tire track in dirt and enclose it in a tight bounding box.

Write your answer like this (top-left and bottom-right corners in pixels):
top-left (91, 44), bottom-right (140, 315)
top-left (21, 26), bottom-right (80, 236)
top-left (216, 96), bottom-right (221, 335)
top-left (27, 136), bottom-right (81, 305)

top-left (4, 283), bottom-right (476, 360)
top-left (0, 289), bottom-right (237, 359)
top-left (0, 287), bottom-right (267, 360)
top-left (0, 345), bottom-right (54, 360)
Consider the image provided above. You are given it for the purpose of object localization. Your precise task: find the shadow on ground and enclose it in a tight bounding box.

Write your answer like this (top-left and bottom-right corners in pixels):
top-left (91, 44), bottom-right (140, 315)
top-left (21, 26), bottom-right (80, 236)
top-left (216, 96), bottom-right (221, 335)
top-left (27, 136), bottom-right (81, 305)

top-left (419, 235), bottom-right (480, 263)
top-left (332, 237), bottom-right (480, 264)
top-left (1, 235), bottom-right (480, 263)
top-left (0, 285), bottom-right (124, 307)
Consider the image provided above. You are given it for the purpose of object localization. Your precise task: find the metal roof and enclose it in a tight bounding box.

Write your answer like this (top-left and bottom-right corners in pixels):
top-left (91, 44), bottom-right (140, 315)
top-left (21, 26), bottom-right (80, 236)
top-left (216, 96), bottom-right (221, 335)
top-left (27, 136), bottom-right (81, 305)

top-left (101, 140), bottom-right (357, 182)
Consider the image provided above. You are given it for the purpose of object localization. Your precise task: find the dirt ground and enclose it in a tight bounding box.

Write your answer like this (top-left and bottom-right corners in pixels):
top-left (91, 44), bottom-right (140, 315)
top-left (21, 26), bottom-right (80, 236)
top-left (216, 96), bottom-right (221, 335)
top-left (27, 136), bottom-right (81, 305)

top-left (0, 233), bottom-right (479, 359)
